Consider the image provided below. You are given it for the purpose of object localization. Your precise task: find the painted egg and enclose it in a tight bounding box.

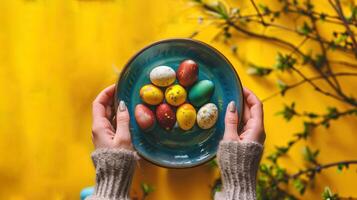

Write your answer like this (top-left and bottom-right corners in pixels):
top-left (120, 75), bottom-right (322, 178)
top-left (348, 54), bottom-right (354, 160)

top-left (156, 103), bottom-right (176, 130)
top-left (165, 84), bottom-right (187, 106)
top-left (150, 66), bottom-right (176, 87)
top-left (197, 103), bottom-right (218, 129)
top-left (135, 104), bottom-right (156, 131)
top-left (176, 103), bottom-right (197, 130)
top-left (140, 84), bottom-right (164, 105)
top-left (188, 80), bottom-right (215, 107)
top-left (177, 59), bottom-right (199, 87)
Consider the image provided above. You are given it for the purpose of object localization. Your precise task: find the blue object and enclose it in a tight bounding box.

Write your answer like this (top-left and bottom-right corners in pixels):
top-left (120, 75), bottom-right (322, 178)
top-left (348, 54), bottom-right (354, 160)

top-left (80, 186), bottom-right (94, 200)
top-left (115, 38), bottom-right (243, 168)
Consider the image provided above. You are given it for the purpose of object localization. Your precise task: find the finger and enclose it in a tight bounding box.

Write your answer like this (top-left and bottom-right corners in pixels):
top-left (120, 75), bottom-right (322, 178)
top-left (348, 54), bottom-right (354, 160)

top-left (224, 101), bottom-right (239, 136)
top-left (92, 84), bottom-right (116, 120)
top-left (114, 100), bottom-right (131, 141)
top-left (243, 87), bottom-right (263, 123)
top-left (242, 97), bottom-right (250, 124)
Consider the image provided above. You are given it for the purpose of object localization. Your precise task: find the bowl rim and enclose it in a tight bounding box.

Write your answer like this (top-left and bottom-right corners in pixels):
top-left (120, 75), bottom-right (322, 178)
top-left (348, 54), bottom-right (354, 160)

top-left (114, 38), bottom-right (244, 169)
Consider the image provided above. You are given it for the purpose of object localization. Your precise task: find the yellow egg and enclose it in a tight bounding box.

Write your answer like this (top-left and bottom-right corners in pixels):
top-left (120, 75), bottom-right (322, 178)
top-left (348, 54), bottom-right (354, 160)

top-left (140, 84), bottom-right (164, 105)
top-left (165, 84), bottom-right (187, 106)
top-left (176, 103), bottom-right (196, 130)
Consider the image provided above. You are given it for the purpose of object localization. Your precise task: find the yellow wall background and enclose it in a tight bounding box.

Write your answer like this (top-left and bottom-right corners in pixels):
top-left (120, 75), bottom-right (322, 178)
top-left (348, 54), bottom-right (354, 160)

top-left (0, 0), bottom-right (356, 200)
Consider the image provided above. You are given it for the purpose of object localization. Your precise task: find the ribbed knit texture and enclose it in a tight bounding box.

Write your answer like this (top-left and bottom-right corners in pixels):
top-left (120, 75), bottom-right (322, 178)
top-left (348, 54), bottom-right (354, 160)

top-left (86, 141), bottom-right (263, 200)
top-left (214, 141), bottom-right (263, 200)
top-left (86, 148), bottom-right (138, 200)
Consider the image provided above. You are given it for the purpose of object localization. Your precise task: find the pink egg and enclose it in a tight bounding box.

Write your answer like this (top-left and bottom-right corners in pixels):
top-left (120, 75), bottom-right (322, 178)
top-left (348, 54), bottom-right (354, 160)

top-left (135, 104), bottom-right (156, 131)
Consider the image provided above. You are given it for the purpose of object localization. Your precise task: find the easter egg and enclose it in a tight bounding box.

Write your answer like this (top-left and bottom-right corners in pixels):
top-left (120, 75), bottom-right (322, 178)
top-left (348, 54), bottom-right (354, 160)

top-left (197, 103), bottom-right (218, 129)
top-left (176, 103), bottom-right (197, 130)
top-left (177, 59), bottom-right (199, 87)
top-left (150, 66), bottom-right (176, 87)
top-left (188, 80), bottom-right (215, 107)
top-left (156, 103), bottom-right (176, 130)
top-left (135, 104), bottom-right (156, 131)
top-left (165, 84), bottom-right (187, 106)
top-left (140, 84), bottom-right (164, 105)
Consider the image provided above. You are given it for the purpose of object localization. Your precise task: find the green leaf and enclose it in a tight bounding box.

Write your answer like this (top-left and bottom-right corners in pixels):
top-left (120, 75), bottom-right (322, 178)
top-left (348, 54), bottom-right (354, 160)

top-left (293, 178), bottom-right (306, 194)
top-left (141, 183), bottom-right (154, 196)
top-left (304, 112), bottom-right (319, 119)
top-left (247, 63), bottom-right (273, 76)
top-left (211, 178), bottom-right (222, 198)
top-left (274, 166), bottom-right (287, 182)
top-left (258, 3), bottom-right (271, 14)
top-left (315, 54), bottom-right (326, 69)
top-left (208, 159), bottom-right (218, 168)
top-left (276, 102), bottom-right (296, 121)
top-left (208, 1), bottom-right (229, 19)
top-left (277, 79), bottom-right (288, 95)
top-left (275, 52), bottom-right (296, 71)
top-left (337, 162), bottom-right (349, 173)
top-left (334, 33), bottom-right (348, 45)
top-left (267, 153), bottom-right (278, 163)
top-left (322, 187), bottom-right (339, 200)
top-left (297, 122), bottom-right (316, 139)
top-left (320, 13), bottom-right (327, 21)
top-left (298, 22), bottom-right (312, 35)
top-left (325, 107), bottom-right (339, 119)
top-left (259, 163), bottom-right (271, 174)
top-left (302, 146), bottom-right (319, 164)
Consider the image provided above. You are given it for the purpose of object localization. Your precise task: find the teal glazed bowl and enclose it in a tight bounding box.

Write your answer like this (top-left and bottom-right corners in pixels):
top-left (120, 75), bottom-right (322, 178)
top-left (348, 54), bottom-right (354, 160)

top-left (115, 38), bottom-right (243, 168)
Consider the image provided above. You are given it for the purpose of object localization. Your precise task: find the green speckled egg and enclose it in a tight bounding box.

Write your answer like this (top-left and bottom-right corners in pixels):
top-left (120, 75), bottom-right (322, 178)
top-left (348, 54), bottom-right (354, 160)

top-left (188, 80), bottom-right (215, 107)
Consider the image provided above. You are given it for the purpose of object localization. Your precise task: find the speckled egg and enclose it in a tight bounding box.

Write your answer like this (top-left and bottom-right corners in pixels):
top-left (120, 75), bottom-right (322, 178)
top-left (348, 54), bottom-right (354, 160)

top-left (156, 103), bottom-right (176, 130)
top-left (188, 80), bottom-right (215, 107)
top-left (135, 104), bottom-right (156, 131)
top-left (177, 59), bottom-right (199, 87)
top-left (176, 103), bottom-right (197, 130)
top-left (150, 66), bottom-right (176, 87)
top-left (139, 84), bottom-right (164, 105)
top-left (197, 103), bottom-right (218, 129)
top-left (165, 84), bottom-right (187, 106)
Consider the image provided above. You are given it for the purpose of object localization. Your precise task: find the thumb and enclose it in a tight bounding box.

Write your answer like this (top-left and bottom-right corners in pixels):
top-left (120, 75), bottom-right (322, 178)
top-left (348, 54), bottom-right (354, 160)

top-left (115, 100), bottom-right (131, 141)
top-left (223, 101), bottom-right (239, 140)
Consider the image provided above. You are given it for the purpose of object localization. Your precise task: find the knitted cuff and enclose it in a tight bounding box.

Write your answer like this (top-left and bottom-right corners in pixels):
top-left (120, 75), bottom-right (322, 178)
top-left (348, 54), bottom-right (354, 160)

top-left (216, 141), bottom-right (263, 200)
top-left (88, 148), bottom-right (138, 200)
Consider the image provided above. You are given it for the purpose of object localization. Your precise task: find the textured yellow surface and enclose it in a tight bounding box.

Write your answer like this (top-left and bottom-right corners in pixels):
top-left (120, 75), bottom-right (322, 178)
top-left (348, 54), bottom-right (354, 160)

top-left (0, 0), bottom-right (356, 200)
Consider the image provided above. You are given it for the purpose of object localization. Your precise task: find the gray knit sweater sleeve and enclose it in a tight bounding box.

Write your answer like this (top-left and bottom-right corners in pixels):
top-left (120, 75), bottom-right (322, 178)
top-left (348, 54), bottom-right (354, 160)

top-left (214, 141), bottom-right (263, 200)
top-left (86, 148), bottom-right (137, 200)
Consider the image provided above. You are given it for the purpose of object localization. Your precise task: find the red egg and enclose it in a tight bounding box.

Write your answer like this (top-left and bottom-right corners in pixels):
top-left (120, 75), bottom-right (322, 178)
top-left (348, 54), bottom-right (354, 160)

top-left (135, 104), bottom-right (156, 131)
top-left (177, 59), bottom-right (199, 87)
top-left (156, 103), bottom-right (176, 130)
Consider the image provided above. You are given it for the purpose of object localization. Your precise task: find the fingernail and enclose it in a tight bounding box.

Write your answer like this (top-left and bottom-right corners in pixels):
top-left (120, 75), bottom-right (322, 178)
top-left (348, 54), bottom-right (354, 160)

top-left (229, 101), bottom-right (236, 113)
top-left (119, 100), bottom-right (126, 112)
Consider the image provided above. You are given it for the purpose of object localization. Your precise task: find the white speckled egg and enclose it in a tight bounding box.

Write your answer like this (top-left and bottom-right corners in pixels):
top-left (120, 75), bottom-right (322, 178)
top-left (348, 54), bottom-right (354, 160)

top-left (150, 66), bottom-right (176, 87)
top-left (197, 103), bottom-right (218, 129)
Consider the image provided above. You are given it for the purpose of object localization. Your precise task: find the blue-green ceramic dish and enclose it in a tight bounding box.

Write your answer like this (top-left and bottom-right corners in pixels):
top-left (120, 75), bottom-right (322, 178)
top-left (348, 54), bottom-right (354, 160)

top-left (115, 38), bottom-right (243, 168)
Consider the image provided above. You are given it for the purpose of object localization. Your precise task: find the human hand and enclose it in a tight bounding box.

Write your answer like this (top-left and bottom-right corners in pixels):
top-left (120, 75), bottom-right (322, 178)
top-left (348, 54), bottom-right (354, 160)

top-left (222, 87), bottom-right (266, 144)
top-left (91, 84), bottom-right (133, 150)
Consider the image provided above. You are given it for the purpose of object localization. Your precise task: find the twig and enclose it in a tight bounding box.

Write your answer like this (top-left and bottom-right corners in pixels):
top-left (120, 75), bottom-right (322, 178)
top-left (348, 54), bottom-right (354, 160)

top-left (330, 60), bottom-right (357, 69)
top-left (290, 66), bottom-right (349, 104)
top-left (289, 160), bottom-right (357, 179)
top-left (226, 19), bottom-right (355, 106)
top-left (329, 0), bottom-right (357, 57)
top-left (262, 72), bottom-right (357, 102)
top-left (250, 0), bottom-right (266, 25)
top-left (245, 18), bottom-right (353, 53)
